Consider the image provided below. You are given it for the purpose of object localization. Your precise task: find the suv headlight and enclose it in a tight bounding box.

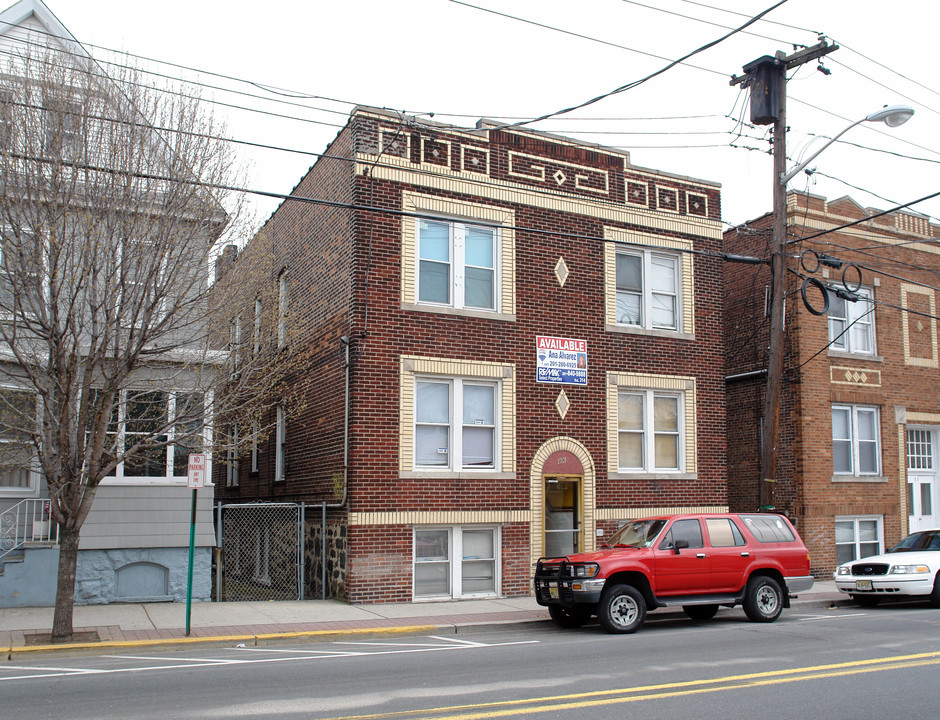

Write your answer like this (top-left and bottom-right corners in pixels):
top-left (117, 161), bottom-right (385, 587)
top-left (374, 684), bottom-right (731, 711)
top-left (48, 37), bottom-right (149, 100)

top-left (889, 564), bottom-right (930, 574)
top-left (570, 563), bottom-right (599, 578)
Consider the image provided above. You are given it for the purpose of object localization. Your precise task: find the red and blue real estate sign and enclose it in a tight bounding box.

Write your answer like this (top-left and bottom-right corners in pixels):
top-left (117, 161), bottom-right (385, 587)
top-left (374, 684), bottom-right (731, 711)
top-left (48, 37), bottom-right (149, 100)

top-left (536, 335), bottom-right (587, 386)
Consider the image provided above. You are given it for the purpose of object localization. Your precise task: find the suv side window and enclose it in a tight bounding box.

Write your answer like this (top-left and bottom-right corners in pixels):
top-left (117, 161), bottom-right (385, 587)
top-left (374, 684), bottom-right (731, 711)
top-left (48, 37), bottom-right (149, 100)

top-left (738, 514), bottom-right (796, 543)
top-left (705, 518), bottom-right (747, 547)
top-left (659, 519), bottom-right (704, 550)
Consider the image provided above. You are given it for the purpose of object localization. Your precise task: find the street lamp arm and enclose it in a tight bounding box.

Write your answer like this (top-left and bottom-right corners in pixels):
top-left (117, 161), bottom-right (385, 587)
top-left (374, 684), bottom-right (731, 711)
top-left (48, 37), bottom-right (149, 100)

top-left (780, 119), bottom-right (864, 185)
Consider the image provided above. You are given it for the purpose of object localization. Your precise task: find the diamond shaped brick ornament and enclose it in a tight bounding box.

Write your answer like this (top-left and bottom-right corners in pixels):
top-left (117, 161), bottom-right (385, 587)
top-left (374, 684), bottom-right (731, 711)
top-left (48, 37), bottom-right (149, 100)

top-left (554, 257), bottom-right (569, 287)
top-left (555, 389), bottom-right (570, 419)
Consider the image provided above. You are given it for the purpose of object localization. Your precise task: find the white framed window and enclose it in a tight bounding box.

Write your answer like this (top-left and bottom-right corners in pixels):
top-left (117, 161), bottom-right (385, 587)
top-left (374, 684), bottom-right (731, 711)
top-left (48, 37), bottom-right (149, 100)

top-left (615, 249), bottom-right (680, 330)
top-left (250, 417), bottom-right (259, 473)
top-left (417, 218), bottom-right (498, 312)
top-left (835, 515), bottom-right (883, 564)
top-left (229, 316), bottom-right (241, 372)
top-left (413, 526), bottom-right (499, 599)
top-left (93, 389), bottom-right (205, 482)
top-left (414, 378), bottom-right (497, 470)
top-left (0, 388), bottom-right (37, 494)
top-left (253, 297), bottom-right (262, 358)
top-left (829, 286), bottom-right (875, 355)
top-left (832, 404), bottom-right (880, 476)
top-left (226, 426), bottom-right (239, 487)
top-left (275, 403), bottom-right (286, 481)
top-left (617, 389), bottom-right (683, 472)
top-left (277, 270), bottom-right (288, 349)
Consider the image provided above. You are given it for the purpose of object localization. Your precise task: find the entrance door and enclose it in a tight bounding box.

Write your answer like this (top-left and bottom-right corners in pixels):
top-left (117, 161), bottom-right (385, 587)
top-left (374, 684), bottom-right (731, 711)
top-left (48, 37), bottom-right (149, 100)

top-left (544, 477), bottom-right (581, 557)
top-left (907, 428), bottom-right (938, 532)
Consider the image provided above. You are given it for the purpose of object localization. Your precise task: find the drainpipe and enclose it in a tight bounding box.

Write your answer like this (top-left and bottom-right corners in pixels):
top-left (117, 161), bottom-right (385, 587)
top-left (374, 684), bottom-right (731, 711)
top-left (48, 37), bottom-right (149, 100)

top-left (321, 335), bottom-right (352, 599)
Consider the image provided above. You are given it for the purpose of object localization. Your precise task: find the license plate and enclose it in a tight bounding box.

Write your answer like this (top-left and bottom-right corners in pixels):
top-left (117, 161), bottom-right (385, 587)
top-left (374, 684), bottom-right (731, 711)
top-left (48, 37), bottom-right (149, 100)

top-left (549, 585), bottom-right (558, 599)
top-left (855, 580), bottom-right (873, 591)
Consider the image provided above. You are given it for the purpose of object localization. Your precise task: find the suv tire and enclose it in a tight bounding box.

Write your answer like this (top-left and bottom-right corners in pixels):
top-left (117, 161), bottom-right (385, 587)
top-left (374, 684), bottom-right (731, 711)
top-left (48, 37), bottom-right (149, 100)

top-left (548, 604), bottom-right (591, 628)
top-left (683, 604), bottom-right (719, 621)
top-left (743, 576), bottom-right (783, 622)
top-left (598, 584), bottom-right (646, 634)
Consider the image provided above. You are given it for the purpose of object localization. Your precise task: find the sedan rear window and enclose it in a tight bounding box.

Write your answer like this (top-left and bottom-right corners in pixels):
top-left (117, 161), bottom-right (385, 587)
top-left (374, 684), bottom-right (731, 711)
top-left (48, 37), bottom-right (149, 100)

top-left (738, 514), bottom-right (795, 543)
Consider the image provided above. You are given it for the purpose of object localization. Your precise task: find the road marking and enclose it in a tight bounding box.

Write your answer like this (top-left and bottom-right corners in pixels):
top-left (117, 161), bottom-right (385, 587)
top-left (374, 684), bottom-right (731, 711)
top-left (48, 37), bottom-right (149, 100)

top-left (795, 613), bottom-right (868, 621)
top-left (0, 637), bottom-right (538, 683)
top-left (312, 651), bottom-right (940, 720)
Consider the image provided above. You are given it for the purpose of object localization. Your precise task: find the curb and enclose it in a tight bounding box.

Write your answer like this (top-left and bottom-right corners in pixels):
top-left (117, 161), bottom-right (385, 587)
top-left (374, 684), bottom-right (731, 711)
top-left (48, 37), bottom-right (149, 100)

top-left (3, 595), bottom-right (848, 659)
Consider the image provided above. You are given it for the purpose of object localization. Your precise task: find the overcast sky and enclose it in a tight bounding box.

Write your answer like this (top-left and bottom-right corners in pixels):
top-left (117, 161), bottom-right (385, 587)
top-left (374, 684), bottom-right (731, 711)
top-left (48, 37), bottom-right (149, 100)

top-left (40, 0), bottom-right (940, 233)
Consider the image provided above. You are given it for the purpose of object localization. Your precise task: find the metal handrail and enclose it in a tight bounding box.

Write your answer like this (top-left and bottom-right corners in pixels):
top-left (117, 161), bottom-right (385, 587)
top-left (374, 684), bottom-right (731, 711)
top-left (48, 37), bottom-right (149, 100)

top-left (0, 498), bottom-right (59, 561)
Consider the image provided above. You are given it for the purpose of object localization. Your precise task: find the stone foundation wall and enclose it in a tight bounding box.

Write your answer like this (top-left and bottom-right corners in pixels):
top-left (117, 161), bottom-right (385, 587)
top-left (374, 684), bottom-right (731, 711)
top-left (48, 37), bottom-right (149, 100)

top-left (305, 522), bottom-right (347, 600)
top-left (75, 547), bottom-right (211, 605)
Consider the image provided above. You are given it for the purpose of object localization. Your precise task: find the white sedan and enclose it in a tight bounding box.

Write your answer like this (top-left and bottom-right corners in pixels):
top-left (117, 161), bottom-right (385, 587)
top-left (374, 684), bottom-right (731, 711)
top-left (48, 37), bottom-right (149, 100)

top-left (834, 529), bottom-right (940, 607)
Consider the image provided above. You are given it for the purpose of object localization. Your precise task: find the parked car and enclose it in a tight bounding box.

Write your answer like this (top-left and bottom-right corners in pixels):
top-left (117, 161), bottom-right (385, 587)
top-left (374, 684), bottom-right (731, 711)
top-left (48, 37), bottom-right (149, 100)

top-left (534, 513), bottom-right (814, 633)
top-left (834, 528), bottom-right (940, 607)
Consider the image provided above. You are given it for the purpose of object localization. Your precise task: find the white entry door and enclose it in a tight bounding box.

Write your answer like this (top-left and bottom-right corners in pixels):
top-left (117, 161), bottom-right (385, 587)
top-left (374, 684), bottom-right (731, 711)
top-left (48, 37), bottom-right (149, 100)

top-left (907, 428), bottom-right (938, 532)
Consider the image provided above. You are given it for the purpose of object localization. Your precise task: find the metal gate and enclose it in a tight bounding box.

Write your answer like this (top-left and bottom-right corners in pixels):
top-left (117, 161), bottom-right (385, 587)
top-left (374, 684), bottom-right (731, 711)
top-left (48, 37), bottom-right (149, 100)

top-left (217, 502), bottom-right (304, 601)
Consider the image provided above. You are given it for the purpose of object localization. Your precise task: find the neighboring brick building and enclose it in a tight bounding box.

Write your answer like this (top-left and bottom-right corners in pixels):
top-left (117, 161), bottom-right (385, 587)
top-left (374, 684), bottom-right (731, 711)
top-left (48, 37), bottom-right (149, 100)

top-left (725, 191), bottom-right (940, 577)
top-left (215, 107), bottom-right (726, 603)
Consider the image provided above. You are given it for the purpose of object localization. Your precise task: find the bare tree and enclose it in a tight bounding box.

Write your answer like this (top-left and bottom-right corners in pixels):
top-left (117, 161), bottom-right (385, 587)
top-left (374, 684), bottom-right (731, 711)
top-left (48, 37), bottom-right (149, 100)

top-left (0, 45), bottom-right (292, 641)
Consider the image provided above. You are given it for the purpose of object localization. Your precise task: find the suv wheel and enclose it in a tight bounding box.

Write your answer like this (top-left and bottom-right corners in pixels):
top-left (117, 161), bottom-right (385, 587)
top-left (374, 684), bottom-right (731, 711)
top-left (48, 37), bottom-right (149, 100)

top-left (548, 604), bottom-right (591, 628)
top-left (683, 604), bottom-right (719, 621)
top-left (743, 576), bottom-right (783, 622)
top-left (598, 584), bottom-right (646, 634)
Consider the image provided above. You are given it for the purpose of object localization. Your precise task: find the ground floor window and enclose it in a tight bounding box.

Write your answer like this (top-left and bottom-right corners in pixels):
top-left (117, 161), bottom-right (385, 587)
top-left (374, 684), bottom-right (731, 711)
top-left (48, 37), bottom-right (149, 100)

top-left (835, 515), bottom-right (883, 564)
top-left (413, 526), bottom-right (499, 599)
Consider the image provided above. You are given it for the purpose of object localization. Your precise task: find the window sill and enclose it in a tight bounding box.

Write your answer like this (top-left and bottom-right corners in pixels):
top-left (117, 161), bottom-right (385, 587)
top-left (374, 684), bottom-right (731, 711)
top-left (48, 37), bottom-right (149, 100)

top-left (608, 471), bottom-right (698, 481)
top-left (828, 350), bottom-right (883, 362)
top-left (402, 303), bottom-right (515, 322)
top-left (605, 324), bottom-right (694, 341)
top-left (830, 475), bottom-right (887, 483)
top-left (402, 470), bottom-right (516, 480)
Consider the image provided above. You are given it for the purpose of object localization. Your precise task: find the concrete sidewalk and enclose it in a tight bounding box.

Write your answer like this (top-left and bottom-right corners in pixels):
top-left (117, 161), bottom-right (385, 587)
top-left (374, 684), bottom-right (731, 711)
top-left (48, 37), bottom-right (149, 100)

top-left (1, 581), bottom-right (845, 657)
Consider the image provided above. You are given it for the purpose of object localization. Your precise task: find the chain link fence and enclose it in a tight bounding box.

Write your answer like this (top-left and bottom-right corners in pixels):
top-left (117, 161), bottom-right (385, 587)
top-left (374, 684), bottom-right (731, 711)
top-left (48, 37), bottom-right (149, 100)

top-left (217, 502), bottom-right (303, 601)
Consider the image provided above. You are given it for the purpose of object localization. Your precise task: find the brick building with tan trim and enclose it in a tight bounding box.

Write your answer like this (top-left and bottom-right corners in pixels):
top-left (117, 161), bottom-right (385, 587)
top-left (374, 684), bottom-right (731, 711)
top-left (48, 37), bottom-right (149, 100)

top-left (724, 191), bottom-right (940, 577)
top-left (214, 107), bottom-right (727, 603)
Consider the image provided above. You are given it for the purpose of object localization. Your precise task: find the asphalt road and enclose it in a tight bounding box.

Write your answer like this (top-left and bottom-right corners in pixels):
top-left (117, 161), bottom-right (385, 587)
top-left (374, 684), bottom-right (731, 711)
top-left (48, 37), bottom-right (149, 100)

top-left (4, 601), bottom-right (940, 719)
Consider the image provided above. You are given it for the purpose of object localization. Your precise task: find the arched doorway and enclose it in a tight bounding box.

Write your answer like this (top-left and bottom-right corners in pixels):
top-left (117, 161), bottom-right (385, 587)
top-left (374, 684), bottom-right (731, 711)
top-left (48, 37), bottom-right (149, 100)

top-left (529, 438), bottom-right (595, 570)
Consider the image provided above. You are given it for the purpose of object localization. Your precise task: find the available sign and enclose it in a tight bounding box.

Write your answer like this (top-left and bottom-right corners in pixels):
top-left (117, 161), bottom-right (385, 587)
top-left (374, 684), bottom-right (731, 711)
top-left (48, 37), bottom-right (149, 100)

top-left (536, 335), bottom-right (587, 386)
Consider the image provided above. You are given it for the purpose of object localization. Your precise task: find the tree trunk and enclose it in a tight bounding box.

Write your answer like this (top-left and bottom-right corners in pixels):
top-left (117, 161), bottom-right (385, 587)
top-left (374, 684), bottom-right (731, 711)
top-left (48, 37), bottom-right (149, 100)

top-left (51, 525), bottom-right (81, 643)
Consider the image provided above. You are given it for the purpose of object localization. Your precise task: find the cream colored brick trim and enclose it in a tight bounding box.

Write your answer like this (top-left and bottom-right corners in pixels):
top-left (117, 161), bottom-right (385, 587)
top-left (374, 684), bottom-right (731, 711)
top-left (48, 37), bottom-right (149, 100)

top-left (529, 436), bottom-right (596, 574)
top-left (399, 355), bottom-right (516, 474)
top-left (348, 510), bottom-right (531, 526)
top-left (603, 227), bottom-right (695, 335)
top-left (901, 284), bottom-right (938, 367)
top-left (898, 425), bottom-right (908, 537)
top-left (907, 412), bottom-right (940, 423)
top-left (507, 152), bottom-right (610, 195)
top-left (400, 191), bottom-right (516, 316)
top-left (596, 506), bottom-right (727, 520)
top-left (606, 371), bottom-right (697, 475)
top-left (359, 154), bottom-right (721, 240)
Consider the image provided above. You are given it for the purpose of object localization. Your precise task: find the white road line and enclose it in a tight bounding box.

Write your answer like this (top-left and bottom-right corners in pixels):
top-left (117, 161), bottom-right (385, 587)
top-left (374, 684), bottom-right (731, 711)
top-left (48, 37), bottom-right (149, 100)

top-left (427, 635), bottom-right (485, 646)
top-left (105, 655), bottom-right (243, 663)
top-left (796, 613), bottom-right (868, 621)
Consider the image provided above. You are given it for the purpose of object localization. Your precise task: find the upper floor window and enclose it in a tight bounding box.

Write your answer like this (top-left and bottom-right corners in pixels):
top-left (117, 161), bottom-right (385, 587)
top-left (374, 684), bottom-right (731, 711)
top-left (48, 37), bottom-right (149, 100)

top-left (417, 218), bottom-right (497, 311)
top-left (275, 403), bottom-right (286, 481)
top-left (415, 378), bottom-right (497, 470)
top-left (226, 426), bottom-right (239, 487)
top-left (0, 388), bottom-right (37, 493)
top-left (829, 287), bottom-right (875, 355)
top-left (832, 404), bottom-right (880, 476)
top-left (229, 316), bottom-right (241, 372)
top-left (615, 250), bottom-right (680, 330)
top-left (277, 270), bottom-right (288, 348)
top-left (253, 298), bottom-right (262, 358)
top-left (617, 389), bottom-right (683, 472)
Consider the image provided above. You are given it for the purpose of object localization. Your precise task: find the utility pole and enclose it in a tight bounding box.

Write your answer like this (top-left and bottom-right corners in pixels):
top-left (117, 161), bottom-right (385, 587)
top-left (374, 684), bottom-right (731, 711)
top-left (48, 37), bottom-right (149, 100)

top-left (731, 40), bottom-right (838, 510)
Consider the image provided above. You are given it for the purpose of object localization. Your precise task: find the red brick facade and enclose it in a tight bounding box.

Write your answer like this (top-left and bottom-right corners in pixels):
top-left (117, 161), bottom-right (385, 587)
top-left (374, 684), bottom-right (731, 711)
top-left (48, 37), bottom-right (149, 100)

top-left (724, 192), bottom-right (940, 577)
top-left (216, 108), bottom-right (727, 603)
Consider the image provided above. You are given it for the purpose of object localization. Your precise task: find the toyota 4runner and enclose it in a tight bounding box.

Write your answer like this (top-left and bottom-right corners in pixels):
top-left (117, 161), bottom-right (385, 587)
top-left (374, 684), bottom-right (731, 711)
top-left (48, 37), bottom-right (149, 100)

top-left (534, 513), bottom-right (813, 633)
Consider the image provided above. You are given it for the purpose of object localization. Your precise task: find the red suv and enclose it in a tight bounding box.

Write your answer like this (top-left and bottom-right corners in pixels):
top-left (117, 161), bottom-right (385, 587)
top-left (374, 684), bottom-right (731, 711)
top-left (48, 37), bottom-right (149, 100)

top-left (534, 513), bottom-right (813, 633)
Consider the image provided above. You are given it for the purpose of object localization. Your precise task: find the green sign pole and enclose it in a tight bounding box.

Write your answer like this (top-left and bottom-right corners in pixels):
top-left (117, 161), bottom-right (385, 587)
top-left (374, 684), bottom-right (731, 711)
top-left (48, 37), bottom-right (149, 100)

top-left (185, 487), bottom-right (197, 637)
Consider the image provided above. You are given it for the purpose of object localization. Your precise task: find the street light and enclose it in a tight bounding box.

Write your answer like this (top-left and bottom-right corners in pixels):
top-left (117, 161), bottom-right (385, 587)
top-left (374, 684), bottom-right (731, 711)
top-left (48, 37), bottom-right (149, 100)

top-left (761, 102), bottom-right (914, 510)
top-left (781, 105), bottom-right (915, 184)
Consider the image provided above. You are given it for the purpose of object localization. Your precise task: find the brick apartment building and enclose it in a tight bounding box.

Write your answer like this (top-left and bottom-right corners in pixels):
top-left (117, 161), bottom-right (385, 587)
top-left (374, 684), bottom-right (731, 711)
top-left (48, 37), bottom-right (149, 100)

top-left (214, 107), bottom-right (727, 603)
top-left (724, 191), bottom-right (940, 577)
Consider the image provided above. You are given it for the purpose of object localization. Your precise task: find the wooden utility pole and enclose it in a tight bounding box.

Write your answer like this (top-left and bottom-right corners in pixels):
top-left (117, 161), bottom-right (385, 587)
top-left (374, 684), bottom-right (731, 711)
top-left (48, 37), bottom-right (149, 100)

top-left (731, 40), bottom-right (838, 510)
